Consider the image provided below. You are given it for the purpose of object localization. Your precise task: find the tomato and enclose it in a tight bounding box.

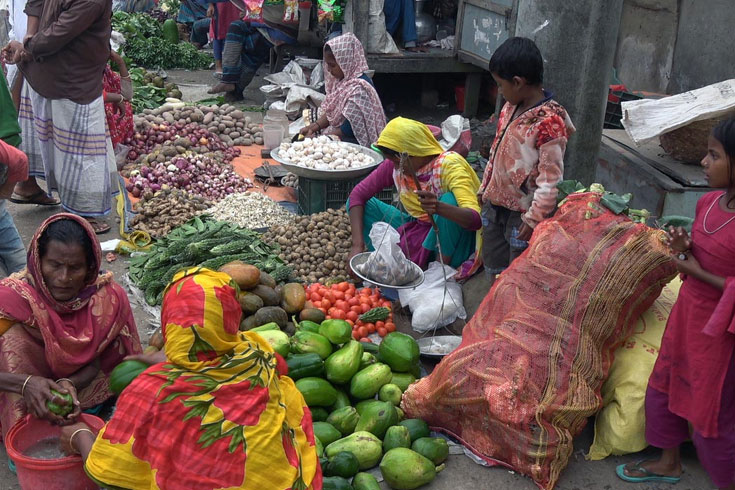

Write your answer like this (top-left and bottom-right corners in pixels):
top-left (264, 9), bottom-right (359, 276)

top-left (366, 323), bottom-right (376, 334)
top-left (375, 321), bottom-right (385, 329)
top-left (358, 337), bottom-right (370, 343)
top-left (332, 309), bottom-right (346, 320)
top-left (346, 318), bottom-right (354, 326)
top-left (385, 322), bottom-right (396, 333)
top-left (347, 297), bottom-right (359, 307)
top-left (310, 292), bottom-right (322, 302)
top-left (359, 296), bottom-right (371, 304)
top-left (319, 307), bottom-right (327, 315)
top-left (346, 311), bottom-right (358, 323)
top-left (328, 307), bottom-right (336, 316)
top-left (381, 300), bottom-right (391, 308)
top-left (321, 299), bottom-right (332, 310)
top-left (360, 288), bottom-right (372, 296)
top-left (324, 292), bottom-right (336, 303)
top-left (336, 282), bottom-right (350, 292)
top-left (360, 303), bottom-right (371, 314)
top-left (357, 326), bottom-right (368, 338)
top-left (335, 300), bottom-right (348, 311)
top-left (333, 291), bottom-right (345, 301)
top-left (352, 330), bottom-right (361, 340)
top-left (377, 327), bottom-right (387, 337)
top-left (313, 301), bottom-right (322, 309)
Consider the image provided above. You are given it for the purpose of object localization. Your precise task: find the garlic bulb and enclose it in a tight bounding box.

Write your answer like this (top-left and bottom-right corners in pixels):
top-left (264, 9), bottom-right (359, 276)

top-left (278, 137), bottom-right (376, 171)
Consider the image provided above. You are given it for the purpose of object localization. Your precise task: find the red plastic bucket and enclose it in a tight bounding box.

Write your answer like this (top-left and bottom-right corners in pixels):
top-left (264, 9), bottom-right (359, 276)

top-left (5, 414), bottom-right (105, 490)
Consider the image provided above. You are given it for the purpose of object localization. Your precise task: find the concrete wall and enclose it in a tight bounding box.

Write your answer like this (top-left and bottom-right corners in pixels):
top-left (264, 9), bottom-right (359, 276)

top-left (613, 0), bottom-right (735, 94)
top-left (613, 0), bottom-right (678, 93)
top-left (668, 0), bottom-right (735, 94)
top-left (515, 0), bottom-right (624, 183)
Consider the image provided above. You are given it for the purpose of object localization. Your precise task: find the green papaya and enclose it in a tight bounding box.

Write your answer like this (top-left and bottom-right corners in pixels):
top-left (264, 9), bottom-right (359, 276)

top-left (291, 331), bottom-right (333, 360)
top-left (319, 319), bottom-right (352, 345)
top-left (391, 372), bottom-right (417, 392)
top-left (378, 383), bottom-right (403, 406)
top-left (250, 322), bottom-right (280, 332)
top-left (352, 472), bottom-right (381, 490)
top-left (311, 407), bottom-right (329, 422)
top-left (355, 399), bottom-right (383, 416)
top-left (295, 377), bottom-right (338, 407)
top-left (325, 451), bottom-right (360, 478)
top-left (359, 352), bottom-right (377, 370)
top-left (162, 19), bottom-right (179, 44)
top-left (326, 406), bottom-right (360, 436)
top-left (46, 390), bottom-right (73, 416)
top-left (313, 422), bottom-right (342, 446)
top-left (322, 476), bottom-right (354, 490)
top-left (383, 425), bottom-right (411, 452)
top-left (380, 448), bottom-right (444, 490)
top-left (330, 388), bottom-right (351, 412)
top-left (325, 431), bottom-right (383, 470)
top-left (256, 330), bottom-right (290, 357)
top-left (297, 320), bottom-right (322, 333)
top-left (325, 340), bottom-right (363, 384)
top-left (395, 407), bottom-right (405, 421)
top-left (412, 437), bottom-right (449, 465)
top-left (379, 332), bottom-right (420, 373)
top-left (286, 353), bottom-right (324, 380)
top-left (350, 363), bottom-right (392, 400)
top-left (109, 360), bottom-right (149, 395)
top-left (316, 437), bottom-right (324, 458)
top-left (398, 419), bottom-right (430, 443)
top-left (354, 400), bottom-right (398, 439)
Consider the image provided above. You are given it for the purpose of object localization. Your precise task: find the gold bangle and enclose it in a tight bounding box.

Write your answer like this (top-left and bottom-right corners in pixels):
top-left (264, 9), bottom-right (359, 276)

top-left (69, 428), bottom-right (94, 450)
top-left (21, 375), bottom-right (32, 397)
top-left (56, 378), bottom-right (74, 388)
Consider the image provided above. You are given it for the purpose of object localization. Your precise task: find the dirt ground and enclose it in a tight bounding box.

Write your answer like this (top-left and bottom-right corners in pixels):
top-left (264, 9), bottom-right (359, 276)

top-left (0, 64), bottom-right (716, 489)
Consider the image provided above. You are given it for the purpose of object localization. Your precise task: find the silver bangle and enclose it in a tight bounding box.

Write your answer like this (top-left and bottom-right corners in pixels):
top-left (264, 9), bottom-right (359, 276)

top-left (677, 253), bottom-right (687, 260)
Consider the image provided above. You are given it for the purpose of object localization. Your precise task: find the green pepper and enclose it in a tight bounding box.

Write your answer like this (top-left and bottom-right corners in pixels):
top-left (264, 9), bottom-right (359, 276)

top-left (46, 389), bottom-right (73, 416)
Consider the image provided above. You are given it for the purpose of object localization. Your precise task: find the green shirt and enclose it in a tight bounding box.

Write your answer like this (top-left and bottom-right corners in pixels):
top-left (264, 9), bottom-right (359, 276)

top-left (0, 71), bottom-right (22, 148)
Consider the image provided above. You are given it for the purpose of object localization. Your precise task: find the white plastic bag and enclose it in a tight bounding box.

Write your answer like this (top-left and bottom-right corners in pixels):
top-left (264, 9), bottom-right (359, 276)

top-left (399, 261), bottom-right (466, 333)
top-left (354, 222), bottom-right (420, 286)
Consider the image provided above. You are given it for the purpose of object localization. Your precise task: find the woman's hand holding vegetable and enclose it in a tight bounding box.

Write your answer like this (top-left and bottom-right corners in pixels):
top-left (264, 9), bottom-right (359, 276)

top-left (57, 378), bottom-right (82, 421)
top-left (23, 376), bottom-right (76, 425)
top-left (665, 226), bottom-right (691, 253)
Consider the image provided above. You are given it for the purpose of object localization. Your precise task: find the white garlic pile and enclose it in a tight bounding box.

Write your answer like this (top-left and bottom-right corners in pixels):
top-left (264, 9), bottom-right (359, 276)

top-left (278, 136), bottom-right (376, 171)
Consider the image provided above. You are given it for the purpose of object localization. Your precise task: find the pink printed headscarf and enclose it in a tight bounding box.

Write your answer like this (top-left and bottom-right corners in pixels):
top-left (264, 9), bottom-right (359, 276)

top-left (319, 33), bottom-right (386, 147)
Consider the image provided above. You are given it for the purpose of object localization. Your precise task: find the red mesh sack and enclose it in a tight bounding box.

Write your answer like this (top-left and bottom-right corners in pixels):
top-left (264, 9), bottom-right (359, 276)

top-left (401, 193), bottom-right (676, 489)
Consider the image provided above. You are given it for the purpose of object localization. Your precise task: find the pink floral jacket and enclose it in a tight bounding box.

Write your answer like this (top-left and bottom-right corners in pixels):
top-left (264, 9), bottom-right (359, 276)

top-left (479, 96), bottom-right (575, 227)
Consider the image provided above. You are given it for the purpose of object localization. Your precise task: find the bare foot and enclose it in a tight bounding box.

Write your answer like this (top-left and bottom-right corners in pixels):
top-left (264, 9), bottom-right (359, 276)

top-left (622, 459), bottom-right (681, 479)
top-left (208, 82), bottom-right (235, 94)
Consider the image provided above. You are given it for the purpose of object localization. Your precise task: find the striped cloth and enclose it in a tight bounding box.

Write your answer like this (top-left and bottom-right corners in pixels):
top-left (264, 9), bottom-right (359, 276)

top-left (18, 83), bottom-right (117, 216)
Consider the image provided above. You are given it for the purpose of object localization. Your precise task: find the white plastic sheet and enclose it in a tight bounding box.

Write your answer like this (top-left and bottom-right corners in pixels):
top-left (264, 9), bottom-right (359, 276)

top-left (621, 79), bottom-right (735, 144)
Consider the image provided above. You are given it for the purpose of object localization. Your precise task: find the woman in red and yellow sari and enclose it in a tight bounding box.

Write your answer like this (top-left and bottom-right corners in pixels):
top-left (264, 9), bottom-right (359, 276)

top-left (0, 213), bottom-right (141, 435)
top-left (61, 268), bottom-right (322, 490)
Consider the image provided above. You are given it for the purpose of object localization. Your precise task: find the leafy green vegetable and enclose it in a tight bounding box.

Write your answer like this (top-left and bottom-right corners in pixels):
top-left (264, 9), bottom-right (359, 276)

top-left (658, 215), bottom-right (694, 232)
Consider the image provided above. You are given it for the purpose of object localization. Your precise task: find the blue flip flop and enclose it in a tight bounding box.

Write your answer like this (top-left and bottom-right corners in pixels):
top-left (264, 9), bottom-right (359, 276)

top-left (616, 461), bottom-right (681, 484)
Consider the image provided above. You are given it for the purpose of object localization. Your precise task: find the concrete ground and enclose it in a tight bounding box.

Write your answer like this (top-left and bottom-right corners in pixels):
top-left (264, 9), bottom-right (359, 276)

top-left (0, 66), bottom-right (716, 489)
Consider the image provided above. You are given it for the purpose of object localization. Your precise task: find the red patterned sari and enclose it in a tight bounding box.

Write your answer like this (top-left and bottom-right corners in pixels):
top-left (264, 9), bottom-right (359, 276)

top-left (103, 66), bottom-right (134, 147)
top-left (0, 214), bottom-right (141, 437)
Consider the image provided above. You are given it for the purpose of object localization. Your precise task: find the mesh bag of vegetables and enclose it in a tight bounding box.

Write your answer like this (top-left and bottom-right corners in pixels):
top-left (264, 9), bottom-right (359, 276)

top-left (401, 192), bottom-right (677, 490)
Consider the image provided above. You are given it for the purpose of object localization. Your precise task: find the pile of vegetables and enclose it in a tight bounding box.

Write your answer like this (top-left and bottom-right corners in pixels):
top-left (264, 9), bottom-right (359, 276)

top-left (279, 137), bottom-right (377, 171)
top-left (112, 12), bottom-right (211, 70)
top-left (305, 283), bottom-right (396, 340)
top-left (240, 298), bottom-right (445, 490)
top-left (128, 67), bottom-right (182, 113)
top-left (125, 152), bottom-right (251, 201)
top-left (557, 181), bottom-right (651, 223)
top-left (129, 217), bottom-right (291, 305)
top-left (130, 188), bottom-right (211, 237)
top-left (132, 103), bottom-right (264, 147)
top-left (264, 209), bottom-right (353, 284)
top-left (202, 192), bottom-right (296, 230)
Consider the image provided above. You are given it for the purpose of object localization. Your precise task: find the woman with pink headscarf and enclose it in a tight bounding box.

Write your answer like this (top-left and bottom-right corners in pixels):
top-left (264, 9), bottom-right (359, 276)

top-left (300, 33), bottom-right (386, 147)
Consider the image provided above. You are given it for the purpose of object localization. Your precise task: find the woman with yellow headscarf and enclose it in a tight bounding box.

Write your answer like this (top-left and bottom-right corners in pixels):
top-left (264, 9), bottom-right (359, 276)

top-left (58, 268), bottom-right (322, 490)
top-left (347, 117), bottom-right (483, 279)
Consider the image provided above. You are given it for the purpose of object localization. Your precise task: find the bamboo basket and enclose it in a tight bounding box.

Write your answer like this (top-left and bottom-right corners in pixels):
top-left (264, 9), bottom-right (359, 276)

top-left (659, 113), bottom-right (734, 163)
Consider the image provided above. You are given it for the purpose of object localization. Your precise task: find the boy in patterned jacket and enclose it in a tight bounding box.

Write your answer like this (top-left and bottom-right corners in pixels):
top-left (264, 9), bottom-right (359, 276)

top-left (479, 37), bottom-right (575, 281)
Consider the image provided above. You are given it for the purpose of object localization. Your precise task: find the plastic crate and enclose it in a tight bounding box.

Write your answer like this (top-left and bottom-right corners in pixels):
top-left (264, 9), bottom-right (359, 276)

top-left (297, 176), bottom-right (394, 215)
top-left (604, 89), bottom-right (642, 130)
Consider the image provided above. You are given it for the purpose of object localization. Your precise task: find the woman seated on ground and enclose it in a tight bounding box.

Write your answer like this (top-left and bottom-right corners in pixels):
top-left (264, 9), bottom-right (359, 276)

top-left (103, 50), bottom-right (134, 151)
top-left (299, 33), bottom-right (386, 147)
top-left (347, 117), bottom-right (483, 279)
top-left (0, 214), bottom-right (141, 437)
top-left (59, 268), bottom-right (322, 490)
